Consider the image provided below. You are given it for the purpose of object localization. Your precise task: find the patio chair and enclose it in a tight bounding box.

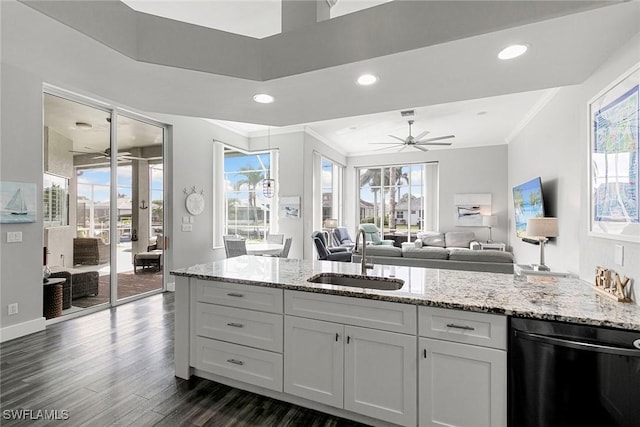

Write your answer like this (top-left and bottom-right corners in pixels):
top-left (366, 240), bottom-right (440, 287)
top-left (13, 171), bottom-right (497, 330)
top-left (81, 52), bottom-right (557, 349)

top-left (224, 238), bottom-right (247, 258)
top-left (311, 231), bottom-right (351, 262)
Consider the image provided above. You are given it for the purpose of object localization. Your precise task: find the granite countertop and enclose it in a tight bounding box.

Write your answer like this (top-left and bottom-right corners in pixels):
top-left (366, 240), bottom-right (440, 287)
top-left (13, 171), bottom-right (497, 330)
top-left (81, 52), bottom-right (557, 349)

top-left (171, 256), bottom-right (640, 331)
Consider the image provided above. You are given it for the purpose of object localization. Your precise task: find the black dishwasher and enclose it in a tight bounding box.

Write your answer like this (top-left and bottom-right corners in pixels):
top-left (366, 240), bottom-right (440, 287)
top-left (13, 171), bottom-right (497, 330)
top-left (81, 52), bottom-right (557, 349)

top-left (509, 317), bottom-right (640, 427)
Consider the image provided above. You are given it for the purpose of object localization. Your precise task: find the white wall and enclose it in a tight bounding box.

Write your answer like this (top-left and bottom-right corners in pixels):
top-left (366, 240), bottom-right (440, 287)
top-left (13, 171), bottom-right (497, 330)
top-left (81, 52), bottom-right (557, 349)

top-left (346, 145), bottom-right (509, 246)
top-left (508, 33), bottom-right (640, 304)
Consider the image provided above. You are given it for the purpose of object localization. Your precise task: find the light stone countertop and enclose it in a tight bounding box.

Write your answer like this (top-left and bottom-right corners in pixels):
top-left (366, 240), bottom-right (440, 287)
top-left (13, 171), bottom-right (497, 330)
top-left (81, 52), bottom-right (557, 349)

top-left (171, 256), bottom-right (640, 331)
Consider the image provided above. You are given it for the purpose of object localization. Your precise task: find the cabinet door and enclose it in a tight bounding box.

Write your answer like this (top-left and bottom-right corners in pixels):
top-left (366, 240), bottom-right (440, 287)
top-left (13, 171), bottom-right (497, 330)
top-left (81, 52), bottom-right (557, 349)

top-left (344, 326), bottom-right (417, 427)
top-left (283, 316), bottom-right (344, 408)
top-left (419, 337), bottom-right (506, 427)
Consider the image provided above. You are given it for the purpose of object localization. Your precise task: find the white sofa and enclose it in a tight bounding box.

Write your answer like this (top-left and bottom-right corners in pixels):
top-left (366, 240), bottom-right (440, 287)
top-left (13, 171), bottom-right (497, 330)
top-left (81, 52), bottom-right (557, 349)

top-left (353, 231), bottom-right (514, 273)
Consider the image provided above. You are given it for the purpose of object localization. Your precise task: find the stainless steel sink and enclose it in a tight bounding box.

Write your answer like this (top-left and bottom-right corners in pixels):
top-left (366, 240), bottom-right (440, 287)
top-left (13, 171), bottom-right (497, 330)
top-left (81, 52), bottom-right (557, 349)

top-left (307, 273), bottom-right (404, 290)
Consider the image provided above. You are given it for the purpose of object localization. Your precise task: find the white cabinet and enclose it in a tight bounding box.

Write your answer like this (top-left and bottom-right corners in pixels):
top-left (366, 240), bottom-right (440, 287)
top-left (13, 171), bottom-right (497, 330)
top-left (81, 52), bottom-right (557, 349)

top-left (344, 325), bottom-right (417, 427)
top-left (283, 316), bottom-right (343, 407)
top-left (284, 290), bottom-right (417, 427)
top-left (418, 307), bottom-right (507, 427)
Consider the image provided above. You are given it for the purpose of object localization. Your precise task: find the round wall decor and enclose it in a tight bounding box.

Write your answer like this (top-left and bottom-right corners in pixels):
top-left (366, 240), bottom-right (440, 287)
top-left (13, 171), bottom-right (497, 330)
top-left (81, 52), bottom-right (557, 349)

top-left (185, 192), bottom-right (205, 216)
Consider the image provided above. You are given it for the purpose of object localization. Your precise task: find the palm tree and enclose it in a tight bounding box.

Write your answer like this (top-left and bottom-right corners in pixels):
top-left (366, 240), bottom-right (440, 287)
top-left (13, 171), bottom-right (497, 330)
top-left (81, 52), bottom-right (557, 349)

top-left (359, 167), bottom-right (408, 230)
top-left (235, 166), bottom-right (264, 222)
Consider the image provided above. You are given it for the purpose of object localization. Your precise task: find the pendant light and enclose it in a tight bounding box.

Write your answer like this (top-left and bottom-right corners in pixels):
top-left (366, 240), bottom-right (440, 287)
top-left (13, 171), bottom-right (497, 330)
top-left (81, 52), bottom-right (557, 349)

top-left (263, 126), bottom-right (275, 198)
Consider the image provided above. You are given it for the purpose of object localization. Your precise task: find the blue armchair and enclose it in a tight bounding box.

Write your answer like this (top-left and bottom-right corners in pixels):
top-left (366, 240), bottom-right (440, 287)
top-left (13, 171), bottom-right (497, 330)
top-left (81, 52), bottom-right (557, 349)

top-left (311, 231), bottom-right (352, 262)
top-left (332, 227), bottom-right (355, 250)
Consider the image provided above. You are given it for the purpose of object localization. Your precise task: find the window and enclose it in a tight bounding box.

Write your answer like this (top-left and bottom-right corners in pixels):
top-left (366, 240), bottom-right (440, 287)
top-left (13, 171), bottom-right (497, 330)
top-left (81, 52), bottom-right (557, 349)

top-left (224, 149), bottom-right (274, 241)
top-left (150, 163), bottom-right (164, 235)
top-left (43, 173), bottom-right (69, 227)
top-left (321, 157), bottom-right (343, 224)
top-left (358, 163), bottom-right (438, 234)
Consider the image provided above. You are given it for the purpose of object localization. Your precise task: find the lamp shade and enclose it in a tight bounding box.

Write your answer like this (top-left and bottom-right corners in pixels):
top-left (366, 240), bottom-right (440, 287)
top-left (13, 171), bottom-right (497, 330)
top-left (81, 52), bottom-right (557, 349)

top-left (482, 215), bottom-right (498, 227)
top-left (526, 217), bottom-right (558, 238)
top-left (323, 218), bottom-right (338, 229)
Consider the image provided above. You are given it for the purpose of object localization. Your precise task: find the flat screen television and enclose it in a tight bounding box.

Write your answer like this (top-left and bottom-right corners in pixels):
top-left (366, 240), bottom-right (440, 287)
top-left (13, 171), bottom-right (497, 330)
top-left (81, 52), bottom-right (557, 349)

top-left (513, 177), bottom-right (545, 238)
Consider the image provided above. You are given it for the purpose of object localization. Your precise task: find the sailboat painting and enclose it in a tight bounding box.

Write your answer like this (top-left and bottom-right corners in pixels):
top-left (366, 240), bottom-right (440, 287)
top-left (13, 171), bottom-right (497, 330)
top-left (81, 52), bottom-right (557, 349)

top-left (1, 181), bottom-right (36, 223)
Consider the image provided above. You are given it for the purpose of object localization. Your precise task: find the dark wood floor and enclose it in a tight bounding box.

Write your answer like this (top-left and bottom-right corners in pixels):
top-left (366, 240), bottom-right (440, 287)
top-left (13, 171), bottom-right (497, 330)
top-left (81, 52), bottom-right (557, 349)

top-left (0, 293), bottom-right (369, 426)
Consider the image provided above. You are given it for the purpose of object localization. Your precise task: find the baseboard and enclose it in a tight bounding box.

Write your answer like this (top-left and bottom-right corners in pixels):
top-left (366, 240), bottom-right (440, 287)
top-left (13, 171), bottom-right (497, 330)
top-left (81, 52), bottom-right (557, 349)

top-left (0, 317), bottom-right (46, 343)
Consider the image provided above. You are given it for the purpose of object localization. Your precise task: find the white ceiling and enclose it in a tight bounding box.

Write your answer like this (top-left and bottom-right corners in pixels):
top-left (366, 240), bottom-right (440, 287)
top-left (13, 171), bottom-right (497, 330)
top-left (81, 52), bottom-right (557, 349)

top-left (31, 1), bottom-right (640, 157)
top-left (121, 0), bottom-right (392, 39)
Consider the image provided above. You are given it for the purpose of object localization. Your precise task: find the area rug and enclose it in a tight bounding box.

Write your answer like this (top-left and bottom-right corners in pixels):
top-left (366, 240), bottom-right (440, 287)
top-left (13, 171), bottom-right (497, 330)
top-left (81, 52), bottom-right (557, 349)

top-left (72, 270), bottom-right (163, 308)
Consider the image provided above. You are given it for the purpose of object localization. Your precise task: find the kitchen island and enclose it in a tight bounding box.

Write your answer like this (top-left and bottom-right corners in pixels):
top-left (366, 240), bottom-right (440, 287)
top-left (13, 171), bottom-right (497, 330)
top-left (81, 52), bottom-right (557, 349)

top-left (171, 256), bottom-right (640, 427)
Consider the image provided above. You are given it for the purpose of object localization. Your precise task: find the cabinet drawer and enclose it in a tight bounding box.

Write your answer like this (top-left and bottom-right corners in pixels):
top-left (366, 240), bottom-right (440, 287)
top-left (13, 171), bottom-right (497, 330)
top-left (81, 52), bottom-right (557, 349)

top-left (194, 336), bottom-right (283, 392)
top-left (418, 306), bottom-right (506, 350)
top-left (285, 290), bottom-right (416, 334)
top-left (195, 303), bottom-right (283, 352)
top-left (196, 280), bottom-right (283, 313)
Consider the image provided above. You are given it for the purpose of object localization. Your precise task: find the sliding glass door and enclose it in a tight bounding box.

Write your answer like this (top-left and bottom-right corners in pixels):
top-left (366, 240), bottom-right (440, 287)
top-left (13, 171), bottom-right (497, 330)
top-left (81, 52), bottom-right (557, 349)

top-left (43, 90), bottom-right (166, 317)
top-left (116, 115), bottom-right (164, 301)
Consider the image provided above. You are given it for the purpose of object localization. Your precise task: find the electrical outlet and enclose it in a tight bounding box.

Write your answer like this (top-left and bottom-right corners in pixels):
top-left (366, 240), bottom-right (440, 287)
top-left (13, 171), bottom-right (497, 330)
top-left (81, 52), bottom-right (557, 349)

top-left (181, 224), bottom-right (193, 232)
top-left (8, 303), bottom-right (18, 316)
top-left (614, 245), bottom-right (624, 266)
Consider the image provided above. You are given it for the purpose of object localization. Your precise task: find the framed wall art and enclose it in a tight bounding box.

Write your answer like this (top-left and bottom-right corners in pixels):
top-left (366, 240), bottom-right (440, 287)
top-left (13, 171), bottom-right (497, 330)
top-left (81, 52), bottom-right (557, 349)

top-left (1, 181), bottom-right (37, 223)
top-left (453, 193), bottom-right (492, 227)
top-left (280, 196), bottom-right (300, 219)
top-left (588, 63), bottom-right (639, 242)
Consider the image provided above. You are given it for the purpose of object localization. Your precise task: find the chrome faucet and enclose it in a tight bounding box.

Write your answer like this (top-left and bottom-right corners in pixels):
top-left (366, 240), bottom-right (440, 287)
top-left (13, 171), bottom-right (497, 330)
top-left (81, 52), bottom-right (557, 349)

top-left (355, 228), bottom-right (374, 275)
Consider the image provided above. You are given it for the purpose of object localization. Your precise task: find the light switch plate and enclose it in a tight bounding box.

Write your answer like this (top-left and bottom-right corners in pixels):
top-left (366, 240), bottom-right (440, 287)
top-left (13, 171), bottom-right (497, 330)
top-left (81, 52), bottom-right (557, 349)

top-left (614, 245), bottom-right (624, 266)
top-left (182, 216), bottom-right (190, 224)
top-left (6, 232), bottom-right (22, 243)
top-left (181, 224), bottom-right (193, 232)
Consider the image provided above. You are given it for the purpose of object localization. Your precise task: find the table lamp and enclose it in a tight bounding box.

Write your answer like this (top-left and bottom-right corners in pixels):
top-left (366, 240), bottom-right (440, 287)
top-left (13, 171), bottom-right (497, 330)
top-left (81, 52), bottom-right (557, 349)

top-left (526, 217), bottom-right (558, 271)
top-left (323, 219), bottom-right (338, 247)
top-left (482, 215), bottom-right (498, 242)
top-left (323, 218), bottom-right (338, 230)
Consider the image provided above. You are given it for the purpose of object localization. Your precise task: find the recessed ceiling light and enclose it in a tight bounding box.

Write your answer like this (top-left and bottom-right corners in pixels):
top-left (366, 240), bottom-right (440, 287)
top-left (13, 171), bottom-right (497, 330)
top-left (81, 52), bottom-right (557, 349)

top-left (357, 74), bottom-right (378, 86)
top-left (75, 121), bottom-right (92, 130)
top-left (253, 94), bottom-right (274, 104)
top-left (498, 44), bottom-right (528, 60)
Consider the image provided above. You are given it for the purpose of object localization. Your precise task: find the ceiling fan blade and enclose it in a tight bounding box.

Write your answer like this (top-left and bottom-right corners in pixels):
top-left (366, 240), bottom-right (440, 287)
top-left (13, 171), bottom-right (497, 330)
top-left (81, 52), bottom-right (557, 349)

top-left (413, 144), bottom-right (429, 152)
top-left (413, 130), bottom-right (429, 141)
top-left (398, 145), bottom-right (409, 153)
top-left (414, 135), bottom-right (455, 144)
top-left (388, 135), bottom-right (407, 143)
top-left (120, 155), bottom-right (146, 160)
top-left (371, 142), bottom-right (404, 145)
top-left (69, 150), bottom-right (98, 155)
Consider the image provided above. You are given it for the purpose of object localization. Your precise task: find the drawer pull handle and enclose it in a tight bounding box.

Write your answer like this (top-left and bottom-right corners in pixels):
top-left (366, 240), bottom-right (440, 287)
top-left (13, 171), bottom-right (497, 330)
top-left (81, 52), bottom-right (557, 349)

top-left (227, 322), bottom-right (244, 328)
top-left (335, 333), bottom-right (339, 342)
top-left (446, 323), bottom-right (475, 331)
top-left (423, 348), bottom-right (427, 358)
top-left (227, 359), bottom-right (244, 366)
top-left (227, 293), bottom-right (244, 298)
top-left (347, 336), bottom-right (351, 344)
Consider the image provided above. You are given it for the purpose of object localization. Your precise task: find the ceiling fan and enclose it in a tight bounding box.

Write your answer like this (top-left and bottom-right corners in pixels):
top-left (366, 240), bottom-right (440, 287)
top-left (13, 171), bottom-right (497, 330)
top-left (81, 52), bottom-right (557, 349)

top-left (69, 147), bottom-right (145, 160)
top-left (373, 120), bottom-right (454, 152)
